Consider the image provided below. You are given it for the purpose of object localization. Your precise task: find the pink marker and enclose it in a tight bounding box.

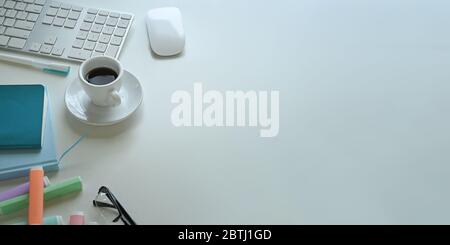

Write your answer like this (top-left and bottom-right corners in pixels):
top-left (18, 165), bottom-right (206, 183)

top-left (69, 211), bottom-right (85, 225)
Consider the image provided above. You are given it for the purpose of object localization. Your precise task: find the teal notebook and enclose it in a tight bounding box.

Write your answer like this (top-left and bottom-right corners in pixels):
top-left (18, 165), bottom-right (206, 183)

top-left (0, 85), bottom-right (45, 149)
top-left (0, 85), bottom-right (59, 181)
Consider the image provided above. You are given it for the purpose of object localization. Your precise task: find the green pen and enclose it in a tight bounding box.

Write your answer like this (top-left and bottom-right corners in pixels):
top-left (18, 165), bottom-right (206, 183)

top-left (0, 176), bottom-right (83, 215)
top-left (13, 215), bottom-right (64, 225)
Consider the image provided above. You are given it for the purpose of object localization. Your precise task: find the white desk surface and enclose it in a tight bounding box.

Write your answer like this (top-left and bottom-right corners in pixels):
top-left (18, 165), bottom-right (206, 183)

top-left (1, 0), bottom-right (450, 225)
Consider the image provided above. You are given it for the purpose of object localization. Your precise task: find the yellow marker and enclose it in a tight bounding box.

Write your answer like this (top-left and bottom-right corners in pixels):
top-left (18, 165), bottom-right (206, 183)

top-left (28, 167), bottom-right (44, 225)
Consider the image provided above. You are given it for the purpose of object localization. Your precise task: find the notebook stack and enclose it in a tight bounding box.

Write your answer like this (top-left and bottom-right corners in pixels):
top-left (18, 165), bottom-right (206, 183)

top-left (0, 85), bottom-right (59, 181)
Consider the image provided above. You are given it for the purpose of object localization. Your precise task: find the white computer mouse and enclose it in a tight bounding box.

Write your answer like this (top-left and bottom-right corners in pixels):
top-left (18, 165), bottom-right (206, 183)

top-left (146, 7), bottom-right (185, 56)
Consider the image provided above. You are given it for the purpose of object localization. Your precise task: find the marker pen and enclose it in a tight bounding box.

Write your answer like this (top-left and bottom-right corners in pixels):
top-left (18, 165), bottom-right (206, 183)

top-left (28, 167), bottom-right (44, 225)
top-left (0, 176), bottom-right (83, 215)
top-left (69, 211), bottom-right (85, 225)
top-left (13, 215), bottom-right (64, 225)
top-left (0, 176), bottom-right (50, 202)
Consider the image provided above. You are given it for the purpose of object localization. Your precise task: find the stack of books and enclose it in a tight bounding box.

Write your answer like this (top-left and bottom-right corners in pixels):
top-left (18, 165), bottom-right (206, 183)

top-left (0, 85), bottom-right (59, 180)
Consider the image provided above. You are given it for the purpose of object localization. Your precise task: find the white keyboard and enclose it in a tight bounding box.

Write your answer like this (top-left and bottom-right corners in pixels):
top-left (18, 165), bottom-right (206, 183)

top-left (0, 0), bottom-right (133, 62)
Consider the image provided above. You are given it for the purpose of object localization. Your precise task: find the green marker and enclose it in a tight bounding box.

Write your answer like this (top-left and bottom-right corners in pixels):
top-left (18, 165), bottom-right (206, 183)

top-left (0, 176), bottom-right (82, 215)
top-left (13, 215), bottom-right (64, 225)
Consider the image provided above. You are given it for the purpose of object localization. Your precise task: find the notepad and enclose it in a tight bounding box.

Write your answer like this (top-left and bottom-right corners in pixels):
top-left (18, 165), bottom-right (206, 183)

top-left (0, 85), bottom-right (46, 149)
top-left (0, 85), bottom-right (59, 181)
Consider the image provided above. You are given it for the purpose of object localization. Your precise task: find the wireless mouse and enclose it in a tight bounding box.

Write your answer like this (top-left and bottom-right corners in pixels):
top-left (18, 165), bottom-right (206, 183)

top-left (146, 7), bottom-right (185, 56)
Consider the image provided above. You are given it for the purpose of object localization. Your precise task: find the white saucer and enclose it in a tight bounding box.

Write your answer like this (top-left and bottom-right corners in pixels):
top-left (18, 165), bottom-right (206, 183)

top-left (65, 70), bottom-right (143, 126)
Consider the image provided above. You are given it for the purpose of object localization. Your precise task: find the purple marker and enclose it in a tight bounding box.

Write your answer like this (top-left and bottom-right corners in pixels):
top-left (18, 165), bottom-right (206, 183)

top-left (0, 176), bottom-right (50, 202)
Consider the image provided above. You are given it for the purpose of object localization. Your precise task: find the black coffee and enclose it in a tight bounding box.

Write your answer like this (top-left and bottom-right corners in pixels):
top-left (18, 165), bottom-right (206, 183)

top-left (86, 67), bottom-right (118, 85)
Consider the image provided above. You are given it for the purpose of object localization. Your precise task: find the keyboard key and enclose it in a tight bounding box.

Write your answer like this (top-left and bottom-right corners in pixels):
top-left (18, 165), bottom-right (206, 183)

top-left (105, 44), bottom-right (119, 57)
top-left (120, 14), bottom-right (131, 20)
top-left (98, 33), bottom-right (110, 43)
top-left (3, 17), bottom-right (14, 26)
top-left (0, 8), bottom-right (7, 16)
top-left (0, 35), bottom-right (9, 46)
top-left (51, 46), bottom-right (64, 56)
top-left (109, 12), bottom-right (120, 18)
top-left (95, 15), bottom-right (106, 24)
top-left (35, 0), bottom-right (46, 6)
top-left (110, 37), bottom-right (122, 48)
top-left (91, 24), bottom-right (102, 33)
top-left (49, 1), bottom-right (60, 8)
top-left (5, 27), bottom-right (30, 38)
top-left (0, 26), bottom-right (4, 34)
top-left (83, 40), bottom-right (95, 50)
top-left (83, 13), bottom-right (95, 22)
top-left (27, 13), bottom-right (38, 22)
top-left (95, 43), bottom-right (106, 52)
top-left (87, 8), bottom-right (97, 14)
top-left (46, 7), bottom-right (57, 16)
top-left (68, 48), bottom-right (91, 60)
top-left (67, 10), bottom-right (80, 20)
top-left (42, 15), bottom-right (53, 24)
top-left (5, 9), bottom-right (16, 18)
top-left (87, 32), bottom-right (99, 41)
top-left (98, 10), bottom-right (108, 16)
top-left (44, 36), bottom-right (56, 44)
top-left (29, 42), bottom-right (41, 51)
top-left (4, 0), bottom-right (15, 9)
top-left (0, 0), bottom-right (4, 7)
top-left (102, 26), bottom-right (114, 35)
top-left (57, 8), bottom-right (68, 18)
top-left (76, 30), bottom-right (88, 39)
top-left (16, 11), bottom-right (27, 20)
top-left (72, 6), bottom-right (82, 12)
top-left (114, 27), bottom-right (126, 37)
top-left (53, 17), bottom-right (64, 26)
top-left (40, 43), bottom-right (52, 54)
top-left (14, 19), bottom-right (34, 30)
top-left (64, 19), bottom-right (76, 28)
top-left (92, 51), bottom-right (104, 57)
top-left (80, 21), bottom-right (91, 31)
top-left (1, 19), bottom-right (8, 28)
top-left (25, 4), bottom-right (42, 14)
top-left (72, 38), bottom-right (84, 48)
top-left (14, 2), bottom-right (26, 11)
top-left (44, 36), bottom-right (57, 46)
top-left (8, 37), bottom-right (26, 49)
top-left (60, 3), bottom-right (71, 10)
top-left (106, 17), bottom-right (117, 26)
top-left (117, 19), bottom-right (129, 28)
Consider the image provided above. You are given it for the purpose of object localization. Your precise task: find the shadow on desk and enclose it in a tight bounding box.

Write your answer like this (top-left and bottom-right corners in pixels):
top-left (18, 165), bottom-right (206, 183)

top-left (64, 104), bottom-right (144, 138)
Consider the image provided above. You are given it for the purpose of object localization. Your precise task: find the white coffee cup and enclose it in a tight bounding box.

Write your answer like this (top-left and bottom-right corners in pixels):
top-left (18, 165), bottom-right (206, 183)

top-left (79, 56), bottom-right (123, 107)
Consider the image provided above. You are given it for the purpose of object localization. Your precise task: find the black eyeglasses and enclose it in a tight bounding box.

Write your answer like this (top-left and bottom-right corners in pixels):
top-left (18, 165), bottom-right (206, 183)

top-left (92, 186), bottom-right (137, 225)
